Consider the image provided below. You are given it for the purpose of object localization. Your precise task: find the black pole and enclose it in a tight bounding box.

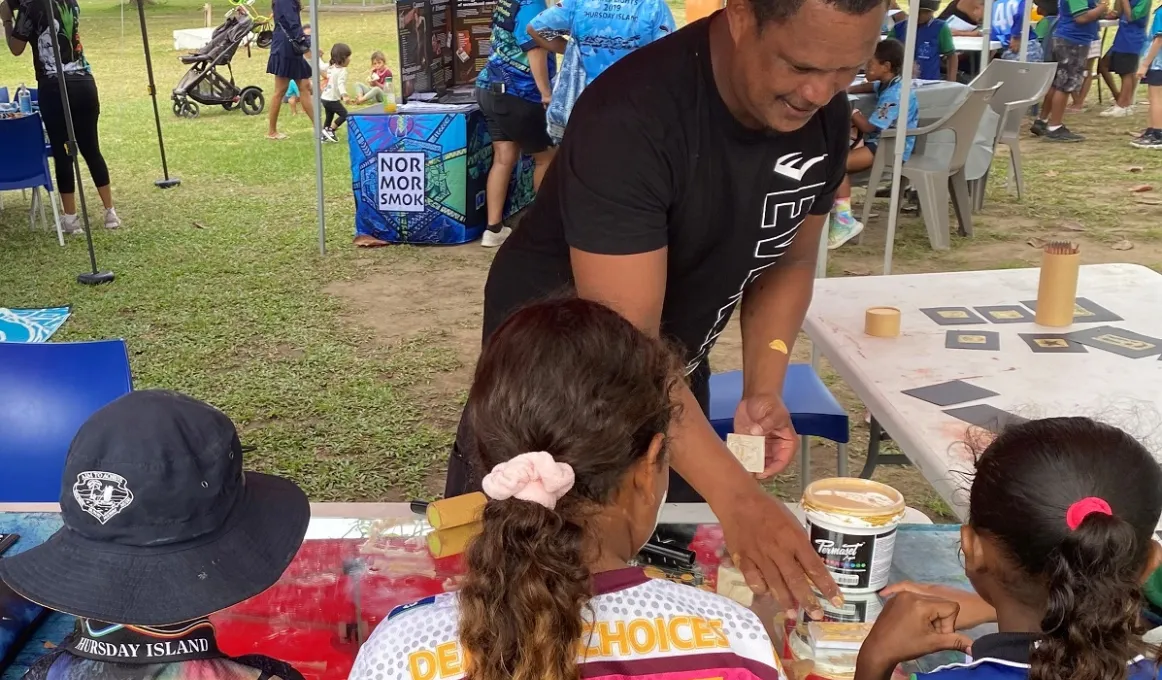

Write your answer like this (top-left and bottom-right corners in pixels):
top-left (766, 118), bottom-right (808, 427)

top-left (39, 0), bottom-right (113, 285)
top-left (135, 0), bottom-right (179, 188)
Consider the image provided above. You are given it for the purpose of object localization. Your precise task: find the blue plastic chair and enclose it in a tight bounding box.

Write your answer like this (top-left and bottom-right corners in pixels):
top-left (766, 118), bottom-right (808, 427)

top-left (0, 112), bottom-right (63, 244)
top-left (0, 340), bottom-right (133, 502)
top-left (708, 365), bottom-right (849, 492)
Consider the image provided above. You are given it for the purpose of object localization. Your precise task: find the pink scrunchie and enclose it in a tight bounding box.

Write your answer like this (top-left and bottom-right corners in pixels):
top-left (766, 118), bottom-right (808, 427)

top-left (480, 452), bottom-right (575, 510)
top-left (1066, 497), bottom-right (1113, 530)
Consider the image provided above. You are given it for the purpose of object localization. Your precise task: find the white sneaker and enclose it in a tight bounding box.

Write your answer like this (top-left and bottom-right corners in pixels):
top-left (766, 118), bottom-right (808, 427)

top-left (1100, 105), bottom-right (1133, 118)
top-left (827, 216), bottom-right (864, 250)
top-left (60, 213), bottom-right (82, 234)
top-left (481, 225), bottom-right (511, 248)
top-left (104, 208), bottom-right (122, 229)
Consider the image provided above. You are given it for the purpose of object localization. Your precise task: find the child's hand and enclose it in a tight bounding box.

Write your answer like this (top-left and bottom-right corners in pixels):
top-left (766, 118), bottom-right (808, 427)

top-left (856, 591), bottom-right (972, 680)
top-left (880, 582), bottom-right (996, 629)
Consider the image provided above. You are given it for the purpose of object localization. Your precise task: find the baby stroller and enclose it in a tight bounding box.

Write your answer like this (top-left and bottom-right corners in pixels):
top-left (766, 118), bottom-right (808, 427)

top-left (172, 3), bottom-right (266, 118)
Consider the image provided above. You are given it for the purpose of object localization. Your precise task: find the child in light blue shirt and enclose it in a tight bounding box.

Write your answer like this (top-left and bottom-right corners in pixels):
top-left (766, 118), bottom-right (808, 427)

top-left (829, 38), bottom-right (919, 250)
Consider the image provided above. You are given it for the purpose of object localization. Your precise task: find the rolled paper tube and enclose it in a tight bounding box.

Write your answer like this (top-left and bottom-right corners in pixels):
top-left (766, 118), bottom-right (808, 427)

top-left (1035, 245), bottom-right (1081, 327)
top-left (426, 492), bottom-right (487, 530)
top-left (427, 522), bottom-right (481, 558)
top-left (864, 307), bottom-right (901, 338)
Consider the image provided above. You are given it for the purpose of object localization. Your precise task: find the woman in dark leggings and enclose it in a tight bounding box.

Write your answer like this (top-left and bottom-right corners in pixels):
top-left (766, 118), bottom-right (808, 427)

top-left (1, 0), bottom-right (120, 232)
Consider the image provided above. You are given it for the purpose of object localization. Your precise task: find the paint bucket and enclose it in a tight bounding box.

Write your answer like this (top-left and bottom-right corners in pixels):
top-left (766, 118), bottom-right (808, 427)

top-left (802, 478), bottom-right (906, 594)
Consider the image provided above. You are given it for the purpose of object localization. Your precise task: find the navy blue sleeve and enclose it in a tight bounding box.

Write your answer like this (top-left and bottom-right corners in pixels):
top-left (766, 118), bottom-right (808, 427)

top-left (274, 0), bottom-right (305, 41)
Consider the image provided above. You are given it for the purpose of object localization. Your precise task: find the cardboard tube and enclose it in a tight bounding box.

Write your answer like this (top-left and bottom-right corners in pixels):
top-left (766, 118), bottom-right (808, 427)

top-left (427, 522), bottom-right (481, 558)
top-left (864, 307), bottom-right (901, 338)
top-left (426, 492), bottom-right (486, 530)
top-left (1036, 249), bottom-right (1081, 327)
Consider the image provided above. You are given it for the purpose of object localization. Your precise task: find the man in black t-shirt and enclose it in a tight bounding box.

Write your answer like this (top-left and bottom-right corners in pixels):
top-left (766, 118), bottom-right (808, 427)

top-left (450, 0), bottom-right (885, 616)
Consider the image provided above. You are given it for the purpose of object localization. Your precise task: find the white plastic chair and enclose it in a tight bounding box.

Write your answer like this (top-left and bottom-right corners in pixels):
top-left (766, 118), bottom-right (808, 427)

top-left (859, 83), bottom-right (1002, 250)
top-left (967, 60), bottom-right (1057, 209)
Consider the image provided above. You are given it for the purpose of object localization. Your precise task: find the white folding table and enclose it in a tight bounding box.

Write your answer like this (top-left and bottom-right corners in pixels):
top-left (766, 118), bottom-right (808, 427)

top-left (804, 263), bottom-right (1162, 520)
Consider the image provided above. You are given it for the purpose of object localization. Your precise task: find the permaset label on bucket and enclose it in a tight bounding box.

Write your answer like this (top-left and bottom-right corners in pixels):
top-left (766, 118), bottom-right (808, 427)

top-left (807, 522), bottom-right (897, 592)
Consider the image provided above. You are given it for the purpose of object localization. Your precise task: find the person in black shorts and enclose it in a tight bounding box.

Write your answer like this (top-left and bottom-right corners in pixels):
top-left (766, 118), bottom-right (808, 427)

top-left (1097, 0), bottom-right (1151, 117)
top-left (474, 0), bottom-right (560, 248)
top-left (448, 0), bottom-right (888, 617)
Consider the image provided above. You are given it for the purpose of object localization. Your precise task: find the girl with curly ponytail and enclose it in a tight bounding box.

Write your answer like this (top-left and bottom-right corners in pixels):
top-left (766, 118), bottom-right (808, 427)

top-left (856, 417), bottom-right (1162, 680)
top-left (351, 298), bottom-right (791, 680)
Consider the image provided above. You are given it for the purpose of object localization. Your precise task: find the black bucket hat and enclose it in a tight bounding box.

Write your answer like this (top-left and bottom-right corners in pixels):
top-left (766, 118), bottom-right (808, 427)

top-left (0, 390), bottom-right (310, 626)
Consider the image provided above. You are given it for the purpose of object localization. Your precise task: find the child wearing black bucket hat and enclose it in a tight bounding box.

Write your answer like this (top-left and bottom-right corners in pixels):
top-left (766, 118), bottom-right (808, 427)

top-left (0, 390), bottom-right (311, 680)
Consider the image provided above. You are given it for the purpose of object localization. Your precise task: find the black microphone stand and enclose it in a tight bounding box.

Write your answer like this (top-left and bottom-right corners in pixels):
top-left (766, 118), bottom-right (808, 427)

top-left (135, 0), bottom-right (179, 188)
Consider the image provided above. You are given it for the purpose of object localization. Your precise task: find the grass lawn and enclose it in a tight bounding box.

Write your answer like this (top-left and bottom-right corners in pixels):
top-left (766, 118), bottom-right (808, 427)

top-left (1, 0), bottom-right (1161, 514)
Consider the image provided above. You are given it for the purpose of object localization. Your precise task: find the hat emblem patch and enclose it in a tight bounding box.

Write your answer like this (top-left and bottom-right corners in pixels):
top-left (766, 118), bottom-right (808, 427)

top-left (73, 471), bottom-right (135, 525)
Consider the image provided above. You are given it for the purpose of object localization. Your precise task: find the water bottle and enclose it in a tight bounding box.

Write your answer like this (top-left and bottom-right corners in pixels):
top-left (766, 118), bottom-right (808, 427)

top-left (17, 83), bottom-right (32, 115)
top-left (383, 77), bottom-right (397, 114)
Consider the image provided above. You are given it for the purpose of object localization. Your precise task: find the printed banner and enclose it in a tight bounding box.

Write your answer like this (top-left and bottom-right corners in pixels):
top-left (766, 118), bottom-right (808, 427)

top-left (349, 108), bottom-right (534, 245)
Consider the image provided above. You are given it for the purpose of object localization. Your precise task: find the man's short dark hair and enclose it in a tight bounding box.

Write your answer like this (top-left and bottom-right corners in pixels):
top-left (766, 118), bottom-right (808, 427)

top-left (874, 37), bottom-right (905, 74)
top-left (750, 0), bottom-right (886, 25)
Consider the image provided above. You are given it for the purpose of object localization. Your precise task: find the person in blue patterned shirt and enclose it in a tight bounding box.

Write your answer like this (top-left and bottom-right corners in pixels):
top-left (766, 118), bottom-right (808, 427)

top-left (476, 0), bottom-right (560, 248)
top-left (829, 38), bottom-right (918, 250)
top-left (526, 0), bottom-right (674, 143)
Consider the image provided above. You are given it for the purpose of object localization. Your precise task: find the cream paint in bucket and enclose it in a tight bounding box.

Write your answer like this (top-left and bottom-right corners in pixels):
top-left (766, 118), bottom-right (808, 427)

top-left (802, 478), bottom-right (906, 594)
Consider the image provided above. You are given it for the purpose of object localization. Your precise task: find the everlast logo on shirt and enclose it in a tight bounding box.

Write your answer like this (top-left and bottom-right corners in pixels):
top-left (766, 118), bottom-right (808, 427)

top-left (67, 619), bottom-right (223, 664)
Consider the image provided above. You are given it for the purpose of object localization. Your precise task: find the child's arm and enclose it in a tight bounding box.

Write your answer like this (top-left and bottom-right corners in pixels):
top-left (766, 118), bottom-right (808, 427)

top-left (527, 47), bottom-right (553, 104)
top-left (945, 51), bottom-right (960, 80)
top-left (1072, 0), bottom-right (1109, 24)
top-left (854, 592), bottom-right (974, 680)
top-left (337, 68), bottom-right (349, 102)
top-left (880, 582), bottom-right (997, 629)
top-left (938, 23), bottom-right (959, 80)
top-left (526, 26), bottom-right (567, 54)
top-left (1140, 35), bottom-right (1162, 77)
top-left (852, 109), bottom-right (878, 134)
top-left (848, 82), bottom-right (877, 94)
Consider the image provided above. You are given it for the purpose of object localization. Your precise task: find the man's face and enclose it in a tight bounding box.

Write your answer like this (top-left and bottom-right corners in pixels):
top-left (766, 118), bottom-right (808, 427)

top-left (917, 8), bottom-right (935, 22)
top-left (725, 0), bottom-right (883, 132)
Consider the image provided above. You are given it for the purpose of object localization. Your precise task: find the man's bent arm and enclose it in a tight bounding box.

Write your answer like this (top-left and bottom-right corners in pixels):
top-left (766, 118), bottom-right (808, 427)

top-left (739, 213), bottom-right (825, 399)
top-left (570, 248), bottom-right (764, 504)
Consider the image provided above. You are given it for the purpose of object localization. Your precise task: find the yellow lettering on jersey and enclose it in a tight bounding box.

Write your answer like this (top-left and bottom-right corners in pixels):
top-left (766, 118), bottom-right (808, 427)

top-left (668, 616), bottom-right (695, 651)
top-left (627, 619), bottom-right (658, 654)
top-left (408, 650), bottom-right (437, 680)
top-left (598, 620), bottom-right (633, 657)
top-left (436, 641), bottom-right (463, 676)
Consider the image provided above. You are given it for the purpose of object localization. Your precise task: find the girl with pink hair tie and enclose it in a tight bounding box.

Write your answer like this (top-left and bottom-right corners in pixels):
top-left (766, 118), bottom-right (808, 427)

top-left (856, 417), bottom-right (1162, 680)
top-left (351, 298), bottom-right (793, 680)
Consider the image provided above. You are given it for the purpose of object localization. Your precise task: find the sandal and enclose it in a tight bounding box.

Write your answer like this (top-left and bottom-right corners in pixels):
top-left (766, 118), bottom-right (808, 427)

top-left (266, 132), bottom-right (288, 140)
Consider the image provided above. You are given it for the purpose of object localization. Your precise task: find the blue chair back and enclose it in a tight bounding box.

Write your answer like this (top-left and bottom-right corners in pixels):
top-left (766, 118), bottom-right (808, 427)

top-left (0, 87), bottom-right (8, 104)
top-left (0, 113), bottom-right (53, 192)
top-left (0, 340), bottom-right (133, 502)
top-left (708, 365), bottom-right (850, 444)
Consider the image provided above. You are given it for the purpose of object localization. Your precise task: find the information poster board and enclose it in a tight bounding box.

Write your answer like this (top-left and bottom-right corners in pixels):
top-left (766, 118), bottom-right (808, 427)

top-left (431, 0), bottom-right (454, 91)
top-left (396, 0), bottom-right (436, 100)
top-left (348, 108), bottom-right (534, 245)
top-left (452, 0), bottom-right (493, 86)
